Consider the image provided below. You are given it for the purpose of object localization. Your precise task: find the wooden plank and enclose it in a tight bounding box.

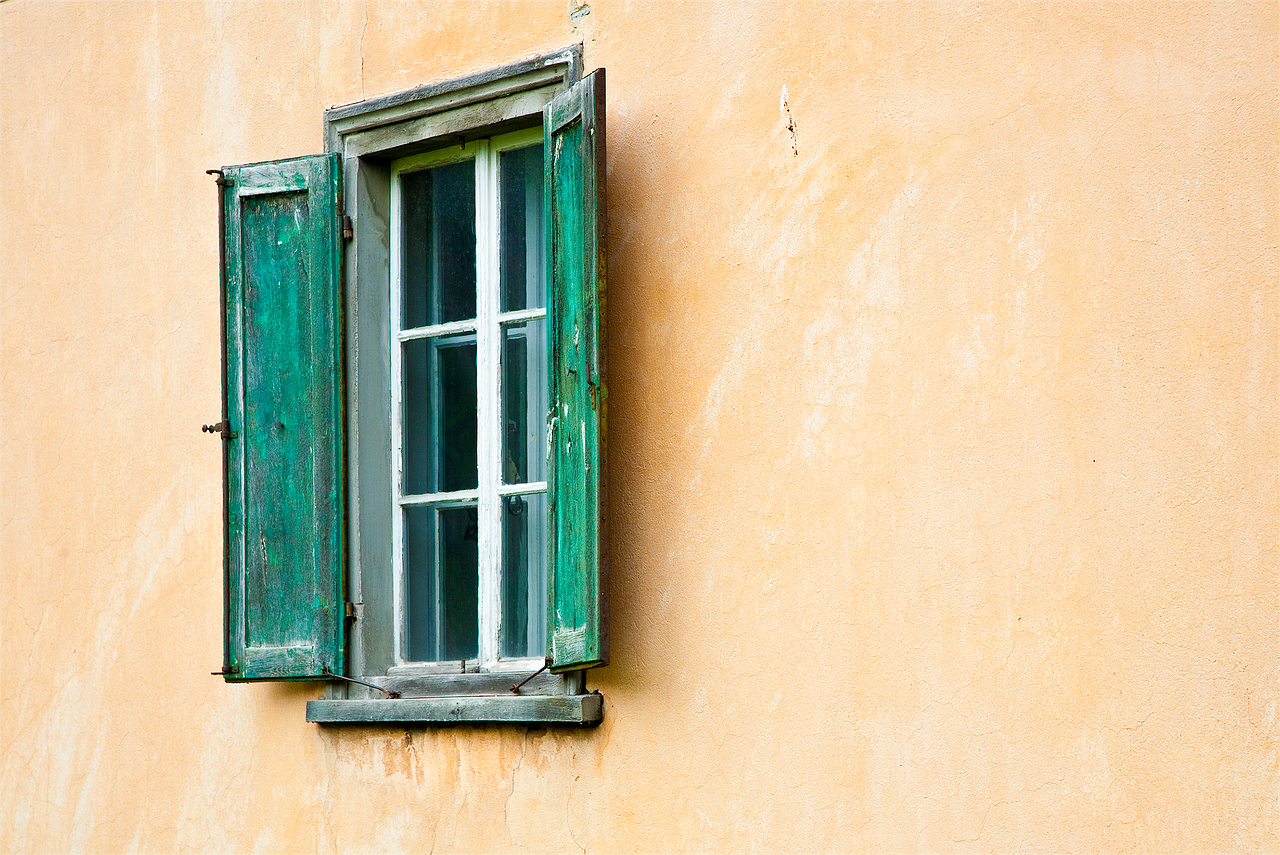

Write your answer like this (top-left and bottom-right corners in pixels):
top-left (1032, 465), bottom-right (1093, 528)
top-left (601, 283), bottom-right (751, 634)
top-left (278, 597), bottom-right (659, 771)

top-left (347, 669), bottom-right (571, 698)
top-left (242, 645), bottom-right (325, 678)
top-left (544, 69), bottom-right (608, 672)
top-left (306, 692), bottom-right (603, 724)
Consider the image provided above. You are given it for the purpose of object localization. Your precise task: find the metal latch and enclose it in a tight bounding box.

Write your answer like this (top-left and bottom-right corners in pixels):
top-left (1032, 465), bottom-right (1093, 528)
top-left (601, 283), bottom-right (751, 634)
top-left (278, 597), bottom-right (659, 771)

top-left (202, 420), bottom-right (237, 440)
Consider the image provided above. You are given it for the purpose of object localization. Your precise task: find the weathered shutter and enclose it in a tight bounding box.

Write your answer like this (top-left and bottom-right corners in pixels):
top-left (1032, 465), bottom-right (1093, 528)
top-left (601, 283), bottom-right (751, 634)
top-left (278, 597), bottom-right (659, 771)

top-left (216, 153), bottom-right (345, 681)
top-left (545, 69), bottom-right (608, 672)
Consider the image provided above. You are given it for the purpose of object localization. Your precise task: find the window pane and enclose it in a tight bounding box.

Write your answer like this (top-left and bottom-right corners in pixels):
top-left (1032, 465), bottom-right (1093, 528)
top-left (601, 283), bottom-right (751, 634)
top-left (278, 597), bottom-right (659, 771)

top-left (405, 505), bottom-right (479, 662)
top-left (403, 336), bottom-right (477, 494)
top-left (501, 320), bottom-right (547, 484)
top-left (499, 145), bottom-right (545, 312)
top-left (402, 160), bottom-right (476, 328)
top-left (501, 491), bottom-right (547, 659)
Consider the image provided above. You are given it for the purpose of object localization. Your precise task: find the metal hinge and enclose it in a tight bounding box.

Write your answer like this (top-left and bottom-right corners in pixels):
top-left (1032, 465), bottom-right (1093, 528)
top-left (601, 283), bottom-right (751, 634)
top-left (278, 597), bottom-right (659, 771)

top-left (206, 168), bottom-right (234, 188)
top-left (342, 214), bottom-right (354, 241)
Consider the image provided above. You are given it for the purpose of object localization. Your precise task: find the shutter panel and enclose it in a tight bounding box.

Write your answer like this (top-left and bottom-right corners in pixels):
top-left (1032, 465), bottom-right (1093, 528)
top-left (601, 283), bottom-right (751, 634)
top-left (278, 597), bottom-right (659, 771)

top-left (545, 69), bottom-right (608, 672)
top-left (217, 153), bottom-right (345, 681)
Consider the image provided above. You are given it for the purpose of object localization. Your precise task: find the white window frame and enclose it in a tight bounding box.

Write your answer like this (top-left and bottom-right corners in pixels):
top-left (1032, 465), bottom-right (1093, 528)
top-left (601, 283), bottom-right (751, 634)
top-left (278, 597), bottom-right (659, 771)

top-left (387, 129), bottom-right (548, 674)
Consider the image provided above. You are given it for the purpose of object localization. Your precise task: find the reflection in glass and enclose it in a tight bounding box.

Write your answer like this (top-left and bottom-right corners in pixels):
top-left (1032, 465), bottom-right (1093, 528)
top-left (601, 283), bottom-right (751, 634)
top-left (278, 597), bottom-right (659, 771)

top-left (501, 320), bottom-right (547, 485)
top-left (499, 145), bottom-right (545, 312)
top-left (402, 160), bottom-right (476, 328)
top-left (405, 505), bottom-right (479, 662)
top-left (501, 492), bottom-right (547, 659)
top-left (403, 336), bottom-right (477, 495)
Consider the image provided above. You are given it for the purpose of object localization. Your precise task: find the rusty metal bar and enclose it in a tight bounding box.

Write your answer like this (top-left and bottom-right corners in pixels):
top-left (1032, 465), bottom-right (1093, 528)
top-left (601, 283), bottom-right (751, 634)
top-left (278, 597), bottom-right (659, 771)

top-left (510, 658), bottom-right (551, 694)
top-left (322, 667), bottom-right (401, 698)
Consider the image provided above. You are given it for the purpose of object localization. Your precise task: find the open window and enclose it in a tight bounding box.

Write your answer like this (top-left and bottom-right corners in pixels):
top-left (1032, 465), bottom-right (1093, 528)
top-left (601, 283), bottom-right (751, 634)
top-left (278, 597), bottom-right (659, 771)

top-left (211, 49), bottom-right (607, 724)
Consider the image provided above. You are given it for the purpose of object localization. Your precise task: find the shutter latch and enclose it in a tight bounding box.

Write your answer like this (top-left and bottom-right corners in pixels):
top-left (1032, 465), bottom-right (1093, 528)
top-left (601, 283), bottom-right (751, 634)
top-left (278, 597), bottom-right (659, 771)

top-left (201, 420), bottom-right (237, 440)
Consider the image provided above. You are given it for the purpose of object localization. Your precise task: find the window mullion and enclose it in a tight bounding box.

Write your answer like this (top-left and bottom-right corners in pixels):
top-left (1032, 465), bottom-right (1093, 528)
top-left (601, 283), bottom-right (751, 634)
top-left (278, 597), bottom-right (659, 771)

top-left (475, 141), bottom-right (501, 667)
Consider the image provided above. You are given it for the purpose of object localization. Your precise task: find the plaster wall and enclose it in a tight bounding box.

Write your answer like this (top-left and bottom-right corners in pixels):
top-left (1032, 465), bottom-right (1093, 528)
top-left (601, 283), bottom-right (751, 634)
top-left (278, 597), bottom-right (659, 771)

top-left (2, 1), bottom-right (1277, 852)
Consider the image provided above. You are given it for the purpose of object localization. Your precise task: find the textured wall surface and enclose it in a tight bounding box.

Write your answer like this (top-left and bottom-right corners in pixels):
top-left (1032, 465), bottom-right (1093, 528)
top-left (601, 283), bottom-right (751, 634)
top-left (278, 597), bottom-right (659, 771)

top-left (2, 1), bottom-right (1277, 852)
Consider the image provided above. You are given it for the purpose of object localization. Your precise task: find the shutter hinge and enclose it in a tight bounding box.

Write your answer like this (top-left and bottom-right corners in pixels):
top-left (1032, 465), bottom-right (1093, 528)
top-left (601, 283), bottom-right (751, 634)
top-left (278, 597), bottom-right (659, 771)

top-left (342, 214), bottom-right (354, 241)
top-left (206, 168), bottom-right (234, 188)
top-left (344, 601), bottom-right (358, 623)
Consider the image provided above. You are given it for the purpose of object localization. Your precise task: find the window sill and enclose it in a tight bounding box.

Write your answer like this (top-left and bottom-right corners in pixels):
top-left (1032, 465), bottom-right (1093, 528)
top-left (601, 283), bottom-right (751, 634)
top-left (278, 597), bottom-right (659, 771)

top-left (306, 692), bottom-right (602, 725)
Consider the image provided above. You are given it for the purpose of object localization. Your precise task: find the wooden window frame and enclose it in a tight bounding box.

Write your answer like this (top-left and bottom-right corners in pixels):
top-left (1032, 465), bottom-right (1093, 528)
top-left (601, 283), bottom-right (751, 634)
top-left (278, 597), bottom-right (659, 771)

top-left (307, 47), bottom-right (601, 725)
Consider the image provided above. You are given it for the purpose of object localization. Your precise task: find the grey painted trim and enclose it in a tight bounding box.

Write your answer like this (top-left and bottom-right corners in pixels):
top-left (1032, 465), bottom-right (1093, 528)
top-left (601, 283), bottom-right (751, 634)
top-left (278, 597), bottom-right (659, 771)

top-left (307, 692), bottom-right (603, 725)
top-left (339, 89), bottom-right (554, 159)
top-left (324, 47), bottom-right (582, 155)
top-left (348, 157), bottom-right (394, 676)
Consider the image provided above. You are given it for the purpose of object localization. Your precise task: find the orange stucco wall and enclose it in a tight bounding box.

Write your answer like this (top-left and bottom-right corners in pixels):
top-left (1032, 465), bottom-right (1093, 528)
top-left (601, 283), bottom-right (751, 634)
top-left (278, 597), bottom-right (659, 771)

top-left (2, 2), bottom-right (1277, 852)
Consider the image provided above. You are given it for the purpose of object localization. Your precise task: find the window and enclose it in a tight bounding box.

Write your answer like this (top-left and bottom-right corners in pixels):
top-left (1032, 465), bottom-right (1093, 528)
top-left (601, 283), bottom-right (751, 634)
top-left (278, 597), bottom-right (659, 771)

top-left (389, 130), bottom-right (549, 668)
top-left (211, 49), bottom-right (607, 724)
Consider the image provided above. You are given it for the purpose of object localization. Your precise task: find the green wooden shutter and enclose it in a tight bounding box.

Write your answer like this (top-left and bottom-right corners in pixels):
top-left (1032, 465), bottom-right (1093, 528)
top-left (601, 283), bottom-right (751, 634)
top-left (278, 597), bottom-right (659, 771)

top-left (545, 69), bottom-right (608, 672)
top-left (217, 153), bottom-right (345, 681)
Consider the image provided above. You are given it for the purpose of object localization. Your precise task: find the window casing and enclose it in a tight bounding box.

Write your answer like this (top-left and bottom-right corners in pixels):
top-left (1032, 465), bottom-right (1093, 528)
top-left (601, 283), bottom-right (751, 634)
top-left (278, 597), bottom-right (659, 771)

top-left (315, 48), bottom-right (603, 721)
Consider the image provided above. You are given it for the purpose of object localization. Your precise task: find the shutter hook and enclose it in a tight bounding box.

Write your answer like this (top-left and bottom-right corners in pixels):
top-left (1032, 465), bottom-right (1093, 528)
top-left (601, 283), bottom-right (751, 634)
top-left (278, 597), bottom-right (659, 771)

top-left (321, 666), bottom-right (401, 699)
top-left (202, 420), bottom-right (237, 440)
top-left (510, 658), bottom-right (552, 694)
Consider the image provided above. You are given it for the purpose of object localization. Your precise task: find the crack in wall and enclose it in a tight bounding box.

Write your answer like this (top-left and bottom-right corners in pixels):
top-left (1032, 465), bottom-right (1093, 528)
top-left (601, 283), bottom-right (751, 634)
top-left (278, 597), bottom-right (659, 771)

top-left (780, 84), bottom-right (798, 157)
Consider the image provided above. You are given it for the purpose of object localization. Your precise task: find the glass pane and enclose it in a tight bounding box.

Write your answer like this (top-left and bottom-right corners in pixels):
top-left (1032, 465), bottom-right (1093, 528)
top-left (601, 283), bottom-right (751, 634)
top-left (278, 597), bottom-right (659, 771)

top-left (501, 320), bottom-right (547, 484)
top-left (402, 160), bottom-right (476, 328)
top-left (405, 505), bottom-right (479, 662)
top-left (499, 144), bottom-right (545, 312)
top-left (403, 336), bottom-right (477, 494)
top-left (501, 491), bottom-right (547, 659)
